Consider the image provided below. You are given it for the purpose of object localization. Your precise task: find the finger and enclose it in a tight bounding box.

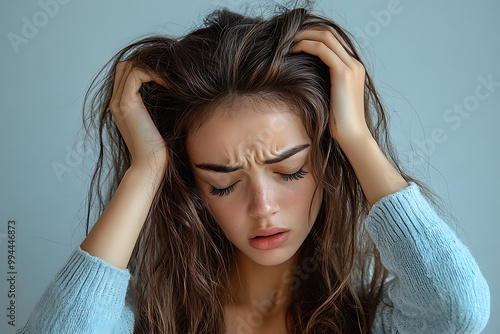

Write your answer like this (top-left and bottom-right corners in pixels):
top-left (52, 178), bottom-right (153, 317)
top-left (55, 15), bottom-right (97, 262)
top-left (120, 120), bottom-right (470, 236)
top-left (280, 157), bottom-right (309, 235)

top-left (291, 27), bottom-right (358, 71)
top-left (293, 27), bottom-right (352, 63)
top-left (111, 61), bottom-right (133, 108)
top-left (120, 68), bottom-right (163, 138)
top-left (111, 63), bottom-right (167, 159)
top-left (143, 68), bottom-right (169, 88)
top-left (111, 61), bottom-right (135, 154)
top-left (120, 68), bottom-right (162, 115)
top-left (290, 39), bottom-right (347, 77)
top-left (111, 61), bottom-right (129, 103)
top-left (113, 62), bottom-right (167, 107)
top-left (290, 27), bottom-right (361, 72)
top-left (110, 61), bottom-right (133, 122)
top-left (311, 26), bottom-right (351, 55)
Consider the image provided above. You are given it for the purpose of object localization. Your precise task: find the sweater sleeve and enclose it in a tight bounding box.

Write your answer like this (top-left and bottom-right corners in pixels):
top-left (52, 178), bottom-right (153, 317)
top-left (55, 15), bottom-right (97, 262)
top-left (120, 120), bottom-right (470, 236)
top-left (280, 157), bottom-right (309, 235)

top-left (16, 246), bottom-right (135, 334)
top-left (367, 182), bottom-right (490, 334)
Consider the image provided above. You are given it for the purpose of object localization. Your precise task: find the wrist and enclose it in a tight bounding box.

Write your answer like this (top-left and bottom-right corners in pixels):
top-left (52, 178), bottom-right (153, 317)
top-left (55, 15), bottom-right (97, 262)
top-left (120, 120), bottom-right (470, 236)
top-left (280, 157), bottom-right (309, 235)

top-left (335, 127), bottom-right (373, 149)
top-left (128, 164), bottom-right (166, 185)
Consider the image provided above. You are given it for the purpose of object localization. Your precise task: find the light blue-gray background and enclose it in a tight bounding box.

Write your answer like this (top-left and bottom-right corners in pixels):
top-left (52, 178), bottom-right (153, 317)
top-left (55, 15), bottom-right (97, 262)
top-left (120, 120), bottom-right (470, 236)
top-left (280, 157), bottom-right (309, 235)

top-left (1, 0), bottom-right (498, 333)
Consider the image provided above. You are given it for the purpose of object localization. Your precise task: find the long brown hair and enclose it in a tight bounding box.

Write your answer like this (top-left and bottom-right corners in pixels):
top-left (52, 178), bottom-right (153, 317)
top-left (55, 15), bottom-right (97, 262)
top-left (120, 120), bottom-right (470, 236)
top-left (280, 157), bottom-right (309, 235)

top-left (81, 2), bottom-right (446, 333)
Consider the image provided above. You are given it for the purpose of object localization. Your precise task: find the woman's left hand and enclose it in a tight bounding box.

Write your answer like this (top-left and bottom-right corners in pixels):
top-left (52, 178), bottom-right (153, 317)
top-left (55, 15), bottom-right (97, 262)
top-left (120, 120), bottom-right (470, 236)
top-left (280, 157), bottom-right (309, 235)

top-left (290, 27), bottom-right (370, 143)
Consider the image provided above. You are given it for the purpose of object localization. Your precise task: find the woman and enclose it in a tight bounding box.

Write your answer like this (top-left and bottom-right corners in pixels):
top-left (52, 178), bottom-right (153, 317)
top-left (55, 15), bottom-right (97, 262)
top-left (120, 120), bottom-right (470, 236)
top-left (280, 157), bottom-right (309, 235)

top-left (17, 3), bottom-right (490, 334)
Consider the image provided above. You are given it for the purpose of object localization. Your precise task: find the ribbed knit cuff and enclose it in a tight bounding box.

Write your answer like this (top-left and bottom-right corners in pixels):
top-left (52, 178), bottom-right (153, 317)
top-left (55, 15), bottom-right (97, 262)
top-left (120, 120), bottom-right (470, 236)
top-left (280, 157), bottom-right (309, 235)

top-left (17, 246), bottom-right (133, 333)
top-left (365, 181), bottom-right (443, 251)
top-left (365, 181), bottom-right (491, 333)
top-left (54, 246), bottom-right (131, 305)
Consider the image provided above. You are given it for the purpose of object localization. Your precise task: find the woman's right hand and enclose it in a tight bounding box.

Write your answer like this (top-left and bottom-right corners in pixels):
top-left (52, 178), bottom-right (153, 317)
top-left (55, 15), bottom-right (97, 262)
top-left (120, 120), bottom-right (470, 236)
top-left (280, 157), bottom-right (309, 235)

top-left (109, 61), bottom-right (169, 177)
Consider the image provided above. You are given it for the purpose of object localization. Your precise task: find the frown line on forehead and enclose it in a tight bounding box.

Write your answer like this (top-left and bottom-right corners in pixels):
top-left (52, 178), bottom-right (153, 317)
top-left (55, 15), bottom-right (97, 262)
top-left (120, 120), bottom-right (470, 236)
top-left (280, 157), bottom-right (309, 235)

top-left (195, 143), bottom-right (311, 173)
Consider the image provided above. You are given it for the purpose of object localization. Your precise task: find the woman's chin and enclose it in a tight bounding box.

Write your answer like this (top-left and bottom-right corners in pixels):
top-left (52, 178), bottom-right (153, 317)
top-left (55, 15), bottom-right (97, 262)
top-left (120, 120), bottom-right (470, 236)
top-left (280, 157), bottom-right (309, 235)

top-left (235, 244), bottom-right (298, 267)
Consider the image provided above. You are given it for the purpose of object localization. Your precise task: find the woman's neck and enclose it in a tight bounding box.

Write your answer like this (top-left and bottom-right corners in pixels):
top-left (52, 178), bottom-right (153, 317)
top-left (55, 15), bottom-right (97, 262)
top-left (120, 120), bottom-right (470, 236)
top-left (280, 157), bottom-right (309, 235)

top-left (225, 248), bottom-right (299, 317)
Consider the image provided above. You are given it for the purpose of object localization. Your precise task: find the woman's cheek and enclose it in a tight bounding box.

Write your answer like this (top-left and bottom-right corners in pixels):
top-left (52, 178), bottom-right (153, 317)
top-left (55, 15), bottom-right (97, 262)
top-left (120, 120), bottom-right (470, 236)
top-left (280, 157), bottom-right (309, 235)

top-left (285, 180), bottom-right (311, 207)
top-left (207, 200), bottom-right (240, 239)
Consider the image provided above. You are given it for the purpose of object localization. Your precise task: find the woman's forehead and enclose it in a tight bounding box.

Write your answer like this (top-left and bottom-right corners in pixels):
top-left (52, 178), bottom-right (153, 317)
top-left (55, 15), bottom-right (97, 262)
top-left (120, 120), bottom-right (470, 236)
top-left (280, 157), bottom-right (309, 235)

top-left (186, 105), bottom-right (309, 164)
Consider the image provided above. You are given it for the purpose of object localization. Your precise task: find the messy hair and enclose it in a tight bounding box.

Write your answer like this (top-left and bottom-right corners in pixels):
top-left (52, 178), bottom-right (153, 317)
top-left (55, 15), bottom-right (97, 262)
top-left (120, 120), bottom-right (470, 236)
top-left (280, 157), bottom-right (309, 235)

top-left (82, 2), bottom-right (444, 333)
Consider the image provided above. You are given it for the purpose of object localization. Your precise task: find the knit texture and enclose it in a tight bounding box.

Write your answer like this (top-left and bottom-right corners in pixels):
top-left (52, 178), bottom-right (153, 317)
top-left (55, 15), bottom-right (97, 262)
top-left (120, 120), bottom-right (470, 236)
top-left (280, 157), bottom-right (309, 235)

top-left (16, 182), bottom-right (490, 333)
top-left (16, 244), bottom-right (134, 334)
top-left (366, 182), bottom-right (490, 333)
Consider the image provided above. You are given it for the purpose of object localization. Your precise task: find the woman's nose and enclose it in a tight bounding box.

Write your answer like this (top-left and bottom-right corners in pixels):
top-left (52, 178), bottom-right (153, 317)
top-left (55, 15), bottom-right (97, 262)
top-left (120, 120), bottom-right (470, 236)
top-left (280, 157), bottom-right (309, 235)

top-left (247, 182), bottom-right (280, 219)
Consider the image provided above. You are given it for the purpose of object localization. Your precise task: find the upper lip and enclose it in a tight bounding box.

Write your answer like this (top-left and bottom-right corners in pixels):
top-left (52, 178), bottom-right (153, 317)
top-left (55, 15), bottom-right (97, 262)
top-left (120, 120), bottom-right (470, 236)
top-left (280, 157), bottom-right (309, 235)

top-left (248, 227), bottom-right (290, 239)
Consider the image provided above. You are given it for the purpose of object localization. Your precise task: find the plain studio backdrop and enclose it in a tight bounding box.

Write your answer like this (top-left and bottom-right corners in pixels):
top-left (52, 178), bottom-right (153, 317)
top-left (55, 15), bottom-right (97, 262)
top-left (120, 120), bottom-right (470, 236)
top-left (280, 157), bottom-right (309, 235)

top-left (1, 0), bottom-right (498, 333)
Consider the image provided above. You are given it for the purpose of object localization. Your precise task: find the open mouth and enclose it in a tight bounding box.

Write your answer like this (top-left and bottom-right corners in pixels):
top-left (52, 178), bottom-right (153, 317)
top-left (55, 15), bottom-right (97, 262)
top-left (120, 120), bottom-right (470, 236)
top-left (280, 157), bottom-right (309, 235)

top-left (248, 230), bottom-right (290, 250)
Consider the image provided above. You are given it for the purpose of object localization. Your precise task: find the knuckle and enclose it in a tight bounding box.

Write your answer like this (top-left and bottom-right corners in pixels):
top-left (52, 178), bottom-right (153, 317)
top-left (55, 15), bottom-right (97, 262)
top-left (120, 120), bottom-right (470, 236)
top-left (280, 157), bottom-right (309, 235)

top-left (119, 99), bottom-right (132, 111)
top-left (119, 95), bottom-right (138, 112)
top-left (312, 41), bottom-right (324, 53)
top-left (116, 61), bottom-right (129, 70)
top-left (129, 68), bottom-right (143, 77)
top-left (354, 61), bottom-right (366, 74)
top-left (109, 99), bottom-right (119, 113)
top-left (319, 30), bottom-right (331, 39)
top-left (109, 103), bottom-right (125, 120)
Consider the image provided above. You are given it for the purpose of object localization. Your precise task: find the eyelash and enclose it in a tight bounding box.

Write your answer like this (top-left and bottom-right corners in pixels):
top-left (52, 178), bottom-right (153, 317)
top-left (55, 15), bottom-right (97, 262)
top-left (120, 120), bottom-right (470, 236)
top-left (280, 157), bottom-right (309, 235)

top-left (209, 168), bottom-right (308, 197)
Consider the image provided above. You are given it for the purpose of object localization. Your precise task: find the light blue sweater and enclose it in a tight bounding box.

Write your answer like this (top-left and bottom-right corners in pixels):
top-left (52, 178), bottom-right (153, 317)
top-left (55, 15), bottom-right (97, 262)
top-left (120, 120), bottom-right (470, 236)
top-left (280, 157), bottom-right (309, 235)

top-left (16, 182), bottom-right (490, 333)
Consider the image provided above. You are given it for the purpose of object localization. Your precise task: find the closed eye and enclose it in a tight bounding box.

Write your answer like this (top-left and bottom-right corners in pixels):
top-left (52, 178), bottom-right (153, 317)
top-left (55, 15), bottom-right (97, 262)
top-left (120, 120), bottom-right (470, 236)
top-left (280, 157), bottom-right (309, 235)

top-left (209, 167), bottom-right (308, 197)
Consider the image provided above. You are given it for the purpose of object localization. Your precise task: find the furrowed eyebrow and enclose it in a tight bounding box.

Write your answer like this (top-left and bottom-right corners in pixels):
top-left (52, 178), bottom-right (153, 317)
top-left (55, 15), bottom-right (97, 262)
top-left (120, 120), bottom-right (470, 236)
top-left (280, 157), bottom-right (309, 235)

top-left (195, 143), bottom-right (311, 173)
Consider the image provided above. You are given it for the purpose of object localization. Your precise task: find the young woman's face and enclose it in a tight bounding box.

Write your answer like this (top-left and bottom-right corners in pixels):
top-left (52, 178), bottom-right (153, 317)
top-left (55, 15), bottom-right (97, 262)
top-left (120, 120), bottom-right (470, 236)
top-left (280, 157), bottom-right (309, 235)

top-left (186, 99), bottom-right (323, 266)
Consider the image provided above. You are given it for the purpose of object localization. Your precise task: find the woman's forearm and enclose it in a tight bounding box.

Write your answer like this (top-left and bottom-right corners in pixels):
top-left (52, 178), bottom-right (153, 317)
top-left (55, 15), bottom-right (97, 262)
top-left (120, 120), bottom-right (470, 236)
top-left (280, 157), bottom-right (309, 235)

top-left (80, 167), bottom-right (163, 269)
top-left (337, 131), bottom-right (409, 207)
